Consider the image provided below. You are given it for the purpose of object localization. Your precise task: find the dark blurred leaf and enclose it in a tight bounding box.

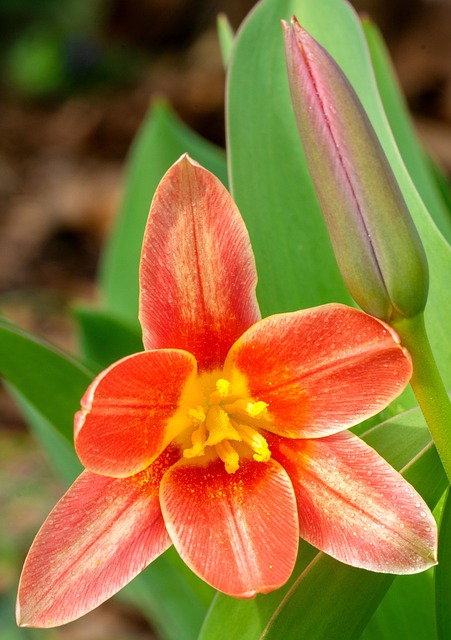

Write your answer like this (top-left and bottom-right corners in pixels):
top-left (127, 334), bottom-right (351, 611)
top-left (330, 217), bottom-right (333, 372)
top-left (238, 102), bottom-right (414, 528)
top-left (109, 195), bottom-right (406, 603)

top-left (6, 386), bottom-right (82, 485)
top-left (217, 13), bottom-right (235, 68)
top-left (0, 317), bottom-right (93, 443)
top-left (74, 306), bottom-right (143, 371)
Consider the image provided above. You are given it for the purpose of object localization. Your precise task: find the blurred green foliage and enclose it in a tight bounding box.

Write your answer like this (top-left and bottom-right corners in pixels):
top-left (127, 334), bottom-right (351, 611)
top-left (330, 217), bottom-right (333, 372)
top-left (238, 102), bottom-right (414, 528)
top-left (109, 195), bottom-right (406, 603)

top-left (0, 0), bottom-right (143, 98)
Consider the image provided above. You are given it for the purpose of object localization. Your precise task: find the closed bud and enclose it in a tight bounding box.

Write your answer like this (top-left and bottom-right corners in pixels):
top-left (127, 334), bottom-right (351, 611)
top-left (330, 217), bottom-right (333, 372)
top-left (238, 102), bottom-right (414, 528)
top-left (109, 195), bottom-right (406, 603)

top-left (283, 17), bottom-right (428, 322)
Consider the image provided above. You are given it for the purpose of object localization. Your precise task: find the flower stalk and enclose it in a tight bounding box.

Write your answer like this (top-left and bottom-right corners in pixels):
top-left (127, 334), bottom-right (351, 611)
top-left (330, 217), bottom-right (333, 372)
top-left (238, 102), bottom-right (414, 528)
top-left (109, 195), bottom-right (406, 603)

top-left (392, 313), bottom-right (451, 483)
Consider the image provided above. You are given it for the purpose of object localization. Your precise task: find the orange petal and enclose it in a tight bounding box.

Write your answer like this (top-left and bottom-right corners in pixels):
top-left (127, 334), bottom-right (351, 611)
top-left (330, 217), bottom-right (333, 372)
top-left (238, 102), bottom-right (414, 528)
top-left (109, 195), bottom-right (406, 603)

top-left (269, 431), bottom-right (437, 573)
top-left (225, 304), bottom-right (412, 438)
top-left (159, 456), bottom-right (299, 597)
top-left (75, 349), bottom-right (197, 477)
top-left (17, 451), bottom-right (178, 628)
top-left (139, 154), bottom-right (260, 371)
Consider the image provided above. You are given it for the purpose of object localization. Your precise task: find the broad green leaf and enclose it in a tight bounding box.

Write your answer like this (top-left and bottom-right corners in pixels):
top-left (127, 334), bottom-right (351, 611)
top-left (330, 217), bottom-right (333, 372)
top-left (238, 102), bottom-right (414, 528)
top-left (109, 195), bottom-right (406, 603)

top-left (74, 306), bottom-right (143, 371)
top-left (436, 486), bottom-right (451, 640)
top-left (0, 315), bottom-right (88, 482)
top-left (362, 17), bottom-right (451, 244)
top-left (359, 571), bottom-right (436, 640)
top-left (227, 0), bottom-right (353, 316)
top-left (0, 317), bottom-right (93, 443)
top-left (227, 0), bottom-right (451, 390)
top-left (100, 100), bottom-right (227, 326)
top-left (199, 405), bottom-right (448, 640)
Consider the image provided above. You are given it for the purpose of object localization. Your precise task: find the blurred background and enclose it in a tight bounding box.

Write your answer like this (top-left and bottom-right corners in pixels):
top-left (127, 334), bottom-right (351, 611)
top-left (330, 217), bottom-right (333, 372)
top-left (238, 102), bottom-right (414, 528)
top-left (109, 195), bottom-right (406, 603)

top-left (1, 0), bottom-right (450, 638)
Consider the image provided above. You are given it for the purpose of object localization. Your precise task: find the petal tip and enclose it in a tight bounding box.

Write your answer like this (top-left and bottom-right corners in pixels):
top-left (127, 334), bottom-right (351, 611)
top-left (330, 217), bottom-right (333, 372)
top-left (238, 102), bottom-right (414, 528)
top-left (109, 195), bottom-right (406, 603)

top-left (176, 152), bottom-right (201, 171)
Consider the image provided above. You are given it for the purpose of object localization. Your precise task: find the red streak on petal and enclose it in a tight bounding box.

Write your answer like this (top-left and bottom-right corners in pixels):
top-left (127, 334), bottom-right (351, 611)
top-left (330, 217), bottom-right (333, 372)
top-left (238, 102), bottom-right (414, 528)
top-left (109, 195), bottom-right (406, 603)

top-left (75, 350), bottom-right (197, 477)
top-left (160, 457), bottom-right (299, 597)
top-left (226, 305), bottom-right (412, 439)
top-left (139, 155), bottom-right (260, 371)
top-left (269, 431), bottom-right (437, 573)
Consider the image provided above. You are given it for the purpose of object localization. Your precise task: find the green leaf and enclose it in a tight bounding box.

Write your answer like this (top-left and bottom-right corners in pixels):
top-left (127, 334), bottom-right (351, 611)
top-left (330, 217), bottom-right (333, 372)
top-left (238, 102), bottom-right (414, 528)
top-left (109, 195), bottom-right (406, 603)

top-left (199, 405), bottom-right (448, 640)
top-left (360, 571), bottom-right (435, 640)
top-left (426, 156), bottom-right (451, 217)
top-left (100, 100), bottom-right (227, 326)
top-left (362, 17), bottom-right (451, 244)
top-left (227, 0), bottom-right (354, 316)
top-left (0, 317), bottom-right (93, 443)
top-left (74, 306), bottom-right (143, 370)
top-left (217, 13), bottom-right (235, 68)
top-left (6, 386), bottom-right (82, 485)
top-left (227, 0), bottom-right (451, 390)
top-left (436, 486), bottom-right (451, 640)
top-left (122, 547), bottom-right (214, 640)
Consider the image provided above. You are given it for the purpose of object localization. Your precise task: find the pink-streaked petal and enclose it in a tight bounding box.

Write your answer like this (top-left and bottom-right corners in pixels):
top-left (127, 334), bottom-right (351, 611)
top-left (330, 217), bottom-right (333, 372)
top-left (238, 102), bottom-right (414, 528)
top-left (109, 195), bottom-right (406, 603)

top-left (268, 431), bottom-right (437, 573)
top-left (17, 448), bottom-right (179, 628)
top-left (139, 154), bottom-right (260, 371)
top-left (75, 349), bottom-right (197, 477)
top-left (225, 304), bottom-right (412, 438)
top-left (160, 456), bottom-right (299, 597)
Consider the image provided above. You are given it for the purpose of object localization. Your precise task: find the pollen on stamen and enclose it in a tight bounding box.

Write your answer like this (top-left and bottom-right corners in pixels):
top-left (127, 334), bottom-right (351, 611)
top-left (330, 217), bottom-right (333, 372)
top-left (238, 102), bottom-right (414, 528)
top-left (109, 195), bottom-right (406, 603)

top-left (183, 423), bottom-right (207, 458)
top-left (188, 406), bottom-right (206, 424)
top-left (216, 378), bottom-right (231, 398)
top-left (216, 440), bottom-right (240, 474)
top-left (247, 400), bottom-right (268, 418)
top-left (235, 423), bottom-right (271, 463)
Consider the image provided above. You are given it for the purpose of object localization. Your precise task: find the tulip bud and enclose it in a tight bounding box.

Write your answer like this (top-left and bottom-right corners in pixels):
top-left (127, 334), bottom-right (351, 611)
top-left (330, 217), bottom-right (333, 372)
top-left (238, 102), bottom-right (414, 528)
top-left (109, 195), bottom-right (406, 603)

top-left (283, 17), bottom-right (428, 322)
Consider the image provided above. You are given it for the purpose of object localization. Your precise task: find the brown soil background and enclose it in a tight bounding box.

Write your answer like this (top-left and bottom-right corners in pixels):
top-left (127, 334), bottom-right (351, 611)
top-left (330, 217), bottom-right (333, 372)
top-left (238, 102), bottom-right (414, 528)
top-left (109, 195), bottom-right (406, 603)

top-left (1, 1), bottom-right (450, 638)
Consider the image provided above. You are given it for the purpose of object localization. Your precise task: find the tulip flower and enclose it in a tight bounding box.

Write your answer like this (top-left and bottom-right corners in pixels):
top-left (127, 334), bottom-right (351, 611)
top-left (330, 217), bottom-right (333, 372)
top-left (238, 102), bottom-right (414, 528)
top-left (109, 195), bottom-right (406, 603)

top-left (283, 17), bottom-right (428, 322)
top-left (17, 155), bottom-right (436, 628)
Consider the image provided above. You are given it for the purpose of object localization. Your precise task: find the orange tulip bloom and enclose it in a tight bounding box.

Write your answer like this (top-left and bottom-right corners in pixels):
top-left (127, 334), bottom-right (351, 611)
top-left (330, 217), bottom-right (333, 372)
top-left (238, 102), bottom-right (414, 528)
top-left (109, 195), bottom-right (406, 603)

top-left (17, 156), bottom-right (436, 628)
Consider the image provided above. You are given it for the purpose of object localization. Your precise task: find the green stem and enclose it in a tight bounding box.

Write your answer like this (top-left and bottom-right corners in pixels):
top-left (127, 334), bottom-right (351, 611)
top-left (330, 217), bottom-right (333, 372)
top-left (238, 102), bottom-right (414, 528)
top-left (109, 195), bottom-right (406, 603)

top-left (392, 313), bottom-right (451, 484)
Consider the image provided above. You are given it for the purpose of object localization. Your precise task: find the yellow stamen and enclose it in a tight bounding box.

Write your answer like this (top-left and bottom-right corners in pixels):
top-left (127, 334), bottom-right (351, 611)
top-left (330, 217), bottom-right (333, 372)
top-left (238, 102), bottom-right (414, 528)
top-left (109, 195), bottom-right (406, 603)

top-left (239, 423), bottom-right (271, 462)
top-left (181, 372), bottom-right (272, 473)
top-left (216, 378), bottom-right (231, 398)
top-left (246, 400), bottom-right (268, 418)
top-left (183, 421), bottom-right (207, 459)
top-left (216, 440), bottom-right (240, 474)
top-left (188, 406), bottom-right (206, 424)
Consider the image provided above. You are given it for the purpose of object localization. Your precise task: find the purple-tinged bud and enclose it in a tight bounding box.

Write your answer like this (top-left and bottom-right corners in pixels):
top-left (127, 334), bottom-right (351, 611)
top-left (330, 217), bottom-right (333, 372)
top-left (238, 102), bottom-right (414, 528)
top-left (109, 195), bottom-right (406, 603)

top-left (283, 17), bottom-right (428, 322)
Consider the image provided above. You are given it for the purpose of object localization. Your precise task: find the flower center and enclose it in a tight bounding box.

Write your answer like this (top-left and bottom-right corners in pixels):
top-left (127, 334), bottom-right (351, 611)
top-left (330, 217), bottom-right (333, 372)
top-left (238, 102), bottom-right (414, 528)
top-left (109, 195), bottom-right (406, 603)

top-left (183, 377), bottom-right (272, 473)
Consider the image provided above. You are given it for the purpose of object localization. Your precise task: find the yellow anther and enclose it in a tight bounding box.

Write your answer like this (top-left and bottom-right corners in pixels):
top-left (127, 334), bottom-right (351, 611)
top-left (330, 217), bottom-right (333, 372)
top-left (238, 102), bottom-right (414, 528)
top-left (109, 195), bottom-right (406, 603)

top-left (188, 406), bottom-right (206, 424)
top-left (183, 422), bottom-right (207, 459)
top-left (216, 441), bottom-right (240, 474)
top-left (215, 378), bottom-right (231, 399)
top-left (182, 371), bottom-right (272, 474)
top-left (234, 423), bottom-right (271, 463)
top-left (246, 401), bottom-right (268, 418)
